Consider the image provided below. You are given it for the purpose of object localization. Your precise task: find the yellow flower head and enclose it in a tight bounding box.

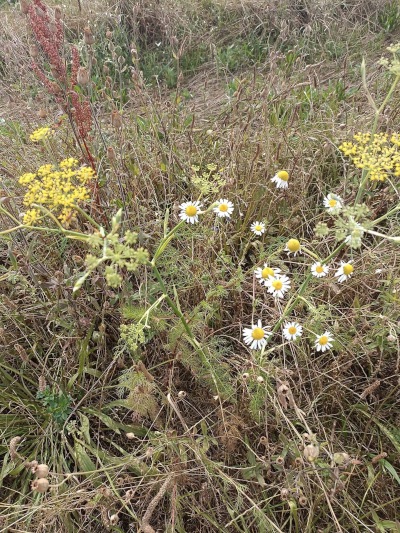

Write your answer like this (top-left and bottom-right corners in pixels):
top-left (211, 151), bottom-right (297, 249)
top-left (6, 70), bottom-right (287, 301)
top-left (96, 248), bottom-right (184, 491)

top-left (30, 127), bottom-right (55, 142)
top-left (19, 158), bottom-right (95, 225)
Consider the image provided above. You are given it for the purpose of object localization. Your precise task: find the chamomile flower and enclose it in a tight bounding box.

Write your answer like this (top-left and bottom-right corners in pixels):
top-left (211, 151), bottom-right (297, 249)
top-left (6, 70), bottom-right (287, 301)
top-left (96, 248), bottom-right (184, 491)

top-left (323, 193), bottom-right (343, 213)
top-left (283, 322), bottom-right (303, 341)
top-left (271, 170), bottom-right (289, 189)
top-left (285, 238), bottom-right (301, 256)
top-left (254, 264), bottom-right (281, 286)
top-left (315, 331), bottom-right (334, 352)
top-left (265, 273), bottom-right (291, 299)
top-left (344, 222), bottom-right (364, 249)
top-left (179, 201), bottom-right (202, 224)
top-left (213, 199), bottom-right (234, 218)
top-left (311, 262), bottom-right (329, 278)
top-left (243, 320), bottom-right (271, 350)
top-left (251, 221), bottom-right (266, 235)
top-left (334, 261), bottom-right (354, 283)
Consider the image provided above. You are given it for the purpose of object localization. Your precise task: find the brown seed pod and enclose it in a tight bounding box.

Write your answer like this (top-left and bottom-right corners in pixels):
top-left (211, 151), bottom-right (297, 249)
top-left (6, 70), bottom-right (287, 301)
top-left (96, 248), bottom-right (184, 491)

top-left (126, 432), bottom-right (135, 440)
top-left (30, 44), bottom-right (39, 59)
top-left (303, 444), bottom-right (319, 463)
top-left (111, 110), bottom-right (123, 129)
top-left (31, 478), bottom-right (49, 493)
top-left (298, 495), bottom-right (307, 506)
top-left (84, 27), bottom-right (95, 46)
top-left (20, 0), bottom-right (29, 15)
top-left (275, 456), bottom-right (284, 466)
top-left (256, 376), bottom-right (264, 384)
top-left (54, 6), bottom-right (62, 20)
top-left (280, 488), bottom-right (290, 500)
top-left (38, 108), bottom-right (47, 119)
top-left (48, 22), bottom-right (57, 34)
top-left (109, 514), bottom-right (119, 526)
top-left (103, 65), bottom-right (109, 75)
top-left (107, 146), bottom-right (116, 161)
top-left (242, 372), bottom-right (250, 380)
top-left (34, 464), bottom-right (49, 478)
top-left (77, 67), bottom-right (89, 87)
top-left (177, 391), bottom-right (186, 399)
top-left (106, 30), bottom-right (113, 39)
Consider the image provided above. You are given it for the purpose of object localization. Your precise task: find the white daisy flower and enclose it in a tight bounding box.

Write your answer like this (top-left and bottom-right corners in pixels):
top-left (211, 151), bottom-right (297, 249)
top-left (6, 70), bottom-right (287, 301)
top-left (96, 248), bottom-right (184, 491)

top-left (265, 273), bottom-right (291, 299)
top-left (254, 263), bottom-right (282, 286)
top-left (271, 170), bottom-right (289, 189)
top-left (311, 262), bottom-right (329, 278)
top-left (334, 261), bottom-right (354, 283)
top-left (315, 331), bottom-right (334, 352)
top-left (251, 221), bottom-right (266, 236)
top-left (179, 200), bottom-right (202, 224)
top-left (283, 322), bottom-right (303, 341)
top-left (243, 320), bottom-right (271, 350)
top-left (323, 193), bottom-right (343, 213)
top-left (213, 198), bottom-right (234, 218)
top-left (285, 238), bottom-right (301, 256)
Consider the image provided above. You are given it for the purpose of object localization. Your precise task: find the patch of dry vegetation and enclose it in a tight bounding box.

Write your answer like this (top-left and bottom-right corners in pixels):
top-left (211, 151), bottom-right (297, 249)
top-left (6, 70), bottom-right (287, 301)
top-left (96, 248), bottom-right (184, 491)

top-left (0, 0), bottom-right (400, 531)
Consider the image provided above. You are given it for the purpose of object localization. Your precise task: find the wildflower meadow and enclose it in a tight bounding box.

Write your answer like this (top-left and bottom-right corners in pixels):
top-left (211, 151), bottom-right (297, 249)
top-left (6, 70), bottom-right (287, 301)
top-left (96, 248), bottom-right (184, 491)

top-left (0, 0), bottom-right (400, 531)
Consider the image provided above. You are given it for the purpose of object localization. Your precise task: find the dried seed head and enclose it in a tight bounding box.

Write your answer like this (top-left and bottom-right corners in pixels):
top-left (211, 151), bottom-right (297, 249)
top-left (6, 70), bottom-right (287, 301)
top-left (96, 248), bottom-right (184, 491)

top-left (107, 146), bottom-right (116, 161)
top-left (280, 488), bottom-right (290, 500)
top-left (10, 436), bottom-right (22, 461)
top-left (111, 110), bottom-right (123, 128)
top-left (48, 22), bottom-right (57, 34)
top-left (126, 432), bottom-right (135, 440)
top-left (32, 478), bottom-right (49, 493)
top-left (100, 486), bottom-right (112, 497)
top-left (125, 489), bottom-right (135, 500)
top-left (84, 27), bottom-right (95, 46)
top-left (30, 44), bottom-right (39, 59)
top-left (302, 433), bottom-right (309, 441)
top-left (38, 375), bottom-right (47, 392)
top-left (242, 372), bottom-right (250, 380)
top-left (256, 376), bottom-right (264, 384)
top-left (387, 334), bottom-right (396, 343)
top-left (38, 108), bottom-right (47, 119)
top-left (25, 459), bottom-right (38, 471)
top-left (51, 82), bottom-right (61, 94)
top-left (295, 456), bottom-right (303, 466)
top-left (20, 0), bottom-right (29, 15)
top-left (109, 514), bottom-right (119, 526)
top-left (103, 65), bottom-right (109, 74)
top-left (275, 456), bottom-right (284, 466)
top-left (54, 6), bottom-right (62, 19)
top-left (35, 464), bottom-right (49, 478)
top-left (303, 444), bottom-right (319, 463)
top-left (35, 6), bottom-right (45, 18)
top-left (15, 344), bottom-right (29, 363)
top-left (77, 67), bottom-right (90, 87)
top-left (106, 30), bottom-right (113, 39)
top-left (118, 55), bottom-right (125, 65)
top-left (298, 495), bottom-right (307, 506)
top-left (177, 390), bottom-right (186, 399)
top-left (259, 436), bottom-right (268, 446)
top-left (92, 57), bottom-right (97, 65)
top-left (145, 447), bottom-right (154, 458)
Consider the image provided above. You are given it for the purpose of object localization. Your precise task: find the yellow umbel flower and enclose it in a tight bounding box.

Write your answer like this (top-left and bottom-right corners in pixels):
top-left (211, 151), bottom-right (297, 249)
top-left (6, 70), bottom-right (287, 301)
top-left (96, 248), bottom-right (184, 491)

top-left (339, 132), bottom-right (400, 181)
top-left (30, 127), bottom-right (55, 142)
top-left (19, 159), bottom-right (94, 225)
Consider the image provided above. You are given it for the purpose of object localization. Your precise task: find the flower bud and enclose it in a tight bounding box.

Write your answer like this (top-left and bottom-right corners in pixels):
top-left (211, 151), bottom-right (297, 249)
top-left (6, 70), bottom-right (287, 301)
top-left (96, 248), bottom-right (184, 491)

top-left (34, 464), bottom-right (49, 478)
top-left (32, 478), bottom-right (49, 493)
top-left (77, 67), bottom-right (89, 87)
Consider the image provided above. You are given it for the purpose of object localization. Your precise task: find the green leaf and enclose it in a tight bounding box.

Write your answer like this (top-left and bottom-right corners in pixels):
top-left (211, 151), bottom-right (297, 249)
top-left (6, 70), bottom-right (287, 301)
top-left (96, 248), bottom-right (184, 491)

top-left (380, 459), bottom-right (400, 486)
top-left (79, 413), bottom-right (91, 444)
top-left (74, 440), bottom-right (101, 487)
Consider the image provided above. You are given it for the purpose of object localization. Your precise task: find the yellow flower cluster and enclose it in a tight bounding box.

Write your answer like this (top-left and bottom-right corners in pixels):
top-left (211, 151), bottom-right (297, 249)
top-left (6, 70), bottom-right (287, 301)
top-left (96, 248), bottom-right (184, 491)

top-left (19, 158), bottom-right (95, 225)
top-left (339, 132), bottom-right (400, 181)
top-left (30, 127), bottom-right (55, 142)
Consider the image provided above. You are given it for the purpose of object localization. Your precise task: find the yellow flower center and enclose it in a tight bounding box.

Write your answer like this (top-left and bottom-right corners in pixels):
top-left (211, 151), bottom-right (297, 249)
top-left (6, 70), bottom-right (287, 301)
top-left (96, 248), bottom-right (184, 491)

top-left (277, 171), bottom-right (289, 181)
top-left (319, 336), bottom-right (328, 346)
top-left (287, 239), bottom-right (300, 252)
top-left (185, 205), bottom-right (197, 217)
top-left (328, 199), bottom-right (337, 207)
top-left (261, 267), bottom-right (274, 279)
top-left (252, 328), bottom-right (265, 340)
top-left (343, 264), bottom-right (353, 276)
top-left (255, 225), bottom-right (262, 231)
top-left (316, 265), bottom-right (324, 273)
top-left (219, 204), bottom-right (228, 212)
top-left (272, 280), bottom-right (283, 290)
top-left (288, 326), bottom-right (297, 335)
